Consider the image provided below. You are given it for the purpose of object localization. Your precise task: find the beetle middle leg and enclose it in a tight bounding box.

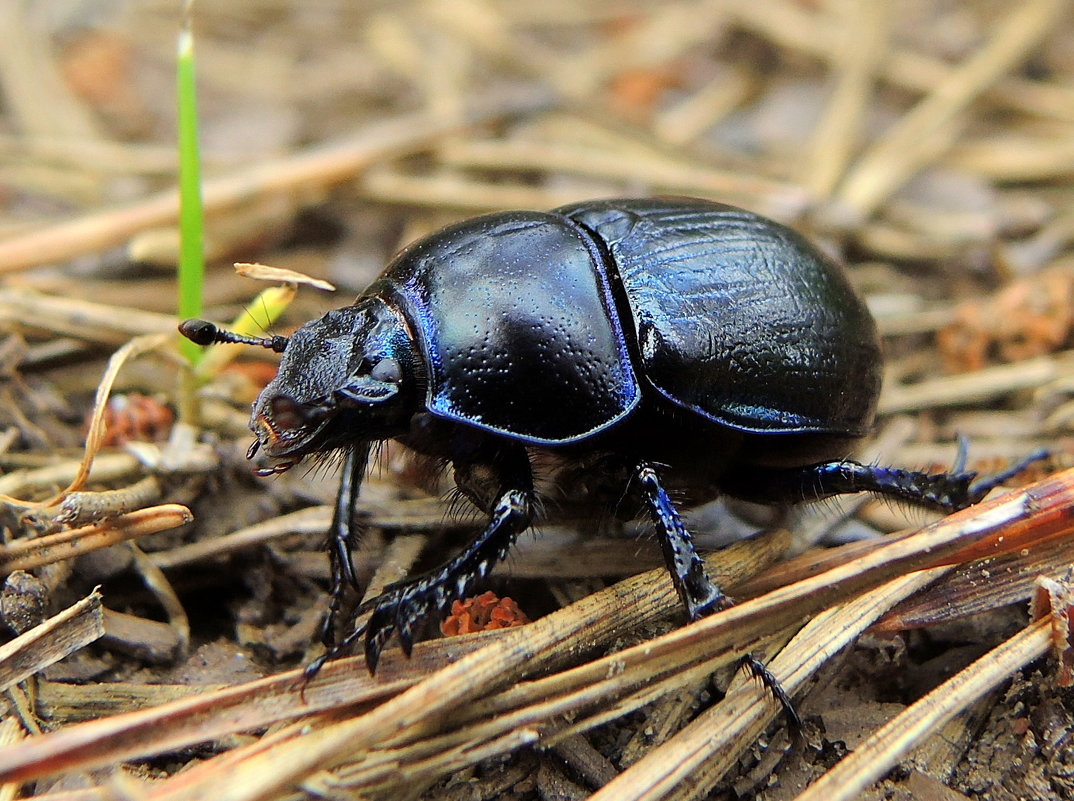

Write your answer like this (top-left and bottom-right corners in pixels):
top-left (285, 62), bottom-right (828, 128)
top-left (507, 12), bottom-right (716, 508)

top-left (635, 462), bottom-right (801, 734)
top-left (636, 463), bottom-right (725, 618)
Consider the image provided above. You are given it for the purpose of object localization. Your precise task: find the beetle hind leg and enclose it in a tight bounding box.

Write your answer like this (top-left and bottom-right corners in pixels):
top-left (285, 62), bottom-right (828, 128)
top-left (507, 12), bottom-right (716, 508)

top-left (719, 447), bottom-right (1048, 513)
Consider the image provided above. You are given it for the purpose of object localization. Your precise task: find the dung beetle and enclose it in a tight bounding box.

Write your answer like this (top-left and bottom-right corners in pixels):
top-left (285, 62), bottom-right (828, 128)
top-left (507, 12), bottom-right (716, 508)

top-left (181, 197), bottom-right (1039, 677)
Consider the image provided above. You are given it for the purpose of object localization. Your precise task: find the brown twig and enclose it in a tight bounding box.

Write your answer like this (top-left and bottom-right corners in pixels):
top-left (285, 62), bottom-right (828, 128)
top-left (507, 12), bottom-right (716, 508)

top-left (0, 505), bottom-right (193, 574)
top-left (0, 591), bottom-right (104, 692)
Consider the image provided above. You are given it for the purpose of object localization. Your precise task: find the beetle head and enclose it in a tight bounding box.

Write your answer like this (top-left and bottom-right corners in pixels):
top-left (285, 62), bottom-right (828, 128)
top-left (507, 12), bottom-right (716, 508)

top-left (250, 297), bottom-right (417, 472)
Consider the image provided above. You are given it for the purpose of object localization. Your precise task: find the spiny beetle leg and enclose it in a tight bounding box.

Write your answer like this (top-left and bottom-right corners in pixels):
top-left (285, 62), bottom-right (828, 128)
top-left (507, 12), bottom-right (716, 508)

top-left (356, 485), bottom-right (534, 673)
top-left (636, 463), bottom-right (726, 618)
top-left (719, 448), bottom-right (1049, 514)
top-left (742, 654), bottom-right (804, 740)
top-left (304, 621), bottom-right (365, 683)
top-left (635, 462), bottom-right (801, 737)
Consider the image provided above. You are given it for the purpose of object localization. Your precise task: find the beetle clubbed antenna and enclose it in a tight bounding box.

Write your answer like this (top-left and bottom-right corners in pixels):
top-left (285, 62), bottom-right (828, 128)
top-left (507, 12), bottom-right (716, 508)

top-left (178, 319), bottom-right (288, 353)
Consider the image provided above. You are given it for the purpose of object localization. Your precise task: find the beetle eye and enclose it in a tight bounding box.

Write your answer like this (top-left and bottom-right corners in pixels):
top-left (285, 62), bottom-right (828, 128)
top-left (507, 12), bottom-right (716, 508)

top-left (370, 357), bottom-right (402, 383)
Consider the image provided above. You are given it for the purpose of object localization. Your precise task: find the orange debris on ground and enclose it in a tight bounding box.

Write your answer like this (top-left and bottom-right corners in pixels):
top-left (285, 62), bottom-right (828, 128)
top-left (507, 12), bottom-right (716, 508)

top-left (938, 267), bottom-right (1074, 372)
top-left (441, 590), bottom-right (532, 636)
top-left (93, 393), bottom-right (174, 447)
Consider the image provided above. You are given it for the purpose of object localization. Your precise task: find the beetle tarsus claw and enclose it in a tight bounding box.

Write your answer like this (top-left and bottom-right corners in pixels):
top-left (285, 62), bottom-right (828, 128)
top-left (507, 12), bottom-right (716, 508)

top-left (318, 608), bottom-right (337, 648)
top-left (966, 447), bottom-right (1050, 504)
top-left (741, 654), bottom-right (803, 742)
top-left (397, 624), bottom-right (415, 658)
top-left (364, 625), bottom-right (388, 675)
top-left (304, 654), bottom-right (328, 683)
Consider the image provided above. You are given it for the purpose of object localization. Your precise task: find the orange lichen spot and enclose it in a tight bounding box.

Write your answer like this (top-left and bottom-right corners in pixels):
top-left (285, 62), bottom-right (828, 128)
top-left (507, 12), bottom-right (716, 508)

top-left (441, 590), bottom-right (531, 636)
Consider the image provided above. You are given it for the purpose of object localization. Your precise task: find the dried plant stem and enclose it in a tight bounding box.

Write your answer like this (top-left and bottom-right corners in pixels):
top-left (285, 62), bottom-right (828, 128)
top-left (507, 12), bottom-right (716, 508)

top-left (0, 288), bottom-right (177, 345)
top-left (837, 0), bottom-right (1068, 216)
top-left (0, 505), bottom-right (193, 573)
top-left (0, 453), bottom-right (141, 502)
top-left (57, 334), bottom-right (168, 505)
top-left (128, 544), bottom-right (190, 656)
top-left (727, 0), bottom-right (1074, 123)
top-left (357, 167), bottom-right (589, 215)
top-left (874, 534), bottom-right (1074, 632)
top-left (0, 717), bottom-right (25, 801)
top-left (795, 618), bottom-right (1053, 801)
top-left (879, 352), bottom-right (1074, 414)
top-left (149, 506), bottom-right (332, 571)
top-left (652, 65), bottom-right (752, 146)
top-left (0, 92), bottom-right (553, 274)
top-left (947, 135), bottom-right (1074, 182)
top-left (591, 568), bottom-right (948, 801)
top-left (56, 476), bottom-right (163, 527)
top-left (436, 139), bottom-right (807, 210)
top-left (804, 0), bottom-right (888, 198)
top-left (0, 2), bottom-right (102, 140)
top-left (0, 592), bottom-right (103, 691)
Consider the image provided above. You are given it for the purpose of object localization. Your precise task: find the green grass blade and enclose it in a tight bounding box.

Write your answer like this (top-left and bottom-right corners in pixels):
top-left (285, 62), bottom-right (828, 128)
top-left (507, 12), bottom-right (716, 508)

top-left (177, 11), bottom-right (205, 364)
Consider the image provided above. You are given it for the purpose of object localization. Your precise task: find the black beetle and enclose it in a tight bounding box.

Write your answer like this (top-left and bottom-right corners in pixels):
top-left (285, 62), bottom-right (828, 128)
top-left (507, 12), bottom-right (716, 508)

top-left (181, 197), bottom-right (1036, 676)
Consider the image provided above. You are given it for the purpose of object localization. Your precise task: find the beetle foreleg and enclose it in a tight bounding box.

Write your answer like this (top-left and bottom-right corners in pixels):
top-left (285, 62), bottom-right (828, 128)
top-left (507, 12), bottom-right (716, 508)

top-left (356, 484), bottom-right (533, 672)
top-left (319, 443), bottom-right (371, 648)
top-left (308, 486), bottom-right (531, 678)
top-left (322, 446), bottom-right (536, 674)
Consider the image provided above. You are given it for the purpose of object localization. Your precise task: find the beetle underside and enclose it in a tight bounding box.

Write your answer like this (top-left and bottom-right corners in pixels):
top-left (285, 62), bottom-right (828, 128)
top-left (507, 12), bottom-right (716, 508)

top-left (295, 409), bottom-right (1042, 679)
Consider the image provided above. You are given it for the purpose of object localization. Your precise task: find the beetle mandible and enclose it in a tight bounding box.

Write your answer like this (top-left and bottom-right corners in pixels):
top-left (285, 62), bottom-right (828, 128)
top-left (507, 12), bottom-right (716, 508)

top-left (181, 197), bottom-right (1034, 674)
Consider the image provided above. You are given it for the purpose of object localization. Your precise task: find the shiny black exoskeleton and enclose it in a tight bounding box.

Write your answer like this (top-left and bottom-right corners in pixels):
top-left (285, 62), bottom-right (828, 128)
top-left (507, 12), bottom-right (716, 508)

top-left (181, 198), bottom-right (1032, 676)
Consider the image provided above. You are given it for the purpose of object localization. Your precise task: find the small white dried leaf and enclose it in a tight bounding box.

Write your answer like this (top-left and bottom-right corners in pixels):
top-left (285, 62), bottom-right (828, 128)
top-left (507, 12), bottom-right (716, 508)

top-left (234, 262), bottom-right (336, 291)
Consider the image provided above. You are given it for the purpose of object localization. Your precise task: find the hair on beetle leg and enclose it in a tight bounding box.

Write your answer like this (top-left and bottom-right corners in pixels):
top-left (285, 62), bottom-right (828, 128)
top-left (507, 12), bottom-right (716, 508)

top-left (302, 447), bottom-right (350, 483)
top-left (870, 487), bottom-right (934, 525)
top-left (526, 450), bottom-right (565, 505)
top-left (368, 439), bottom-right (388, 472)
top-left (529, 494), bottom-right (549, 534)
top-left (442, 485), bottom-right (481, 525)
